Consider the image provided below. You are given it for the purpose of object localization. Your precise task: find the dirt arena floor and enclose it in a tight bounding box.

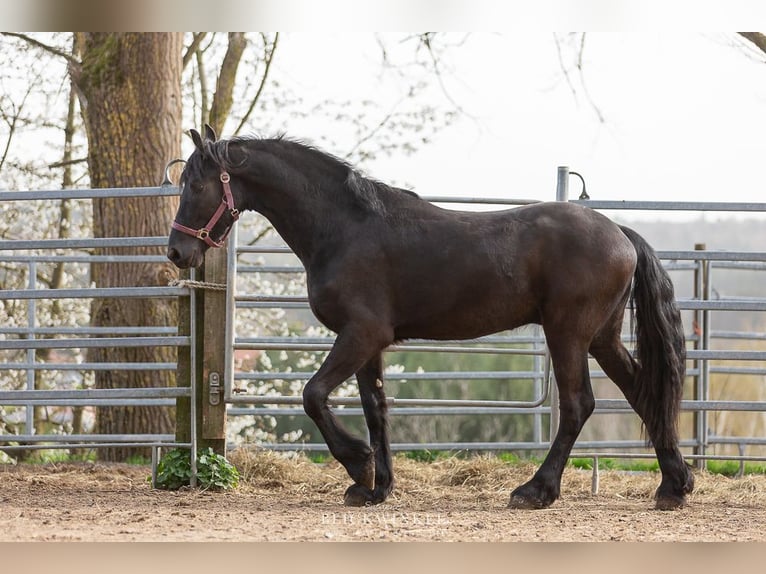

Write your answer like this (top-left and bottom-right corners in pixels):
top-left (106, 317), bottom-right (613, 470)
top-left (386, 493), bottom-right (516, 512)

top-left (2, 450), bottom-right (766, 542)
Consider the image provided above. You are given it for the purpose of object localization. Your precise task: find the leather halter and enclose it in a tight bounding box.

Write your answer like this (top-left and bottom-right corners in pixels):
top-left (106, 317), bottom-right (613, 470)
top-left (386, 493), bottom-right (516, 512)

top-left (171, 171), bottom-right (239, 248)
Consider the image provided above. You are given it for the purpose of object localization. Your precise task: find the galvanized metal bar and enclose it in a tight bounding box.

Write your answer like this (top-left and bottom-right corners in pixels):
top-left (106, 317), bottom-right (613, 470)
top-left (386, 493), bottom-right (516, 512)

top-left (25, 260), bottom-right (36, 436)
top-left (570, 199), bottom-right (766, 211)
top-left (0, 236), bottom-right (169, 250)
top-left (256, 438), bottom-right (703, 453)
top-left (0, 286), bottom-right (188, 300)
top-left (235, 245), bottom-right (295, 254)
top-left (0, 388), bottom-right (190, 400)
top-left (0, 336), bottom-right (189, 350)
top-left (1, 399), bottom-right (177, 406)
top-left (189, 267), bottom-right (199, 488)
top-left (3, 433), bottom-right (177, 443)
top-left (234, 370), bottom-right (544, 381)
top-left (685, 349), bottom-right (766, 360)
top-left (423, 196), bottom-right (541, 206)
top-left (0, 186), bottom-right (177, 201)
top-left (0, 362), bottom-right (176, 371)
top-left (227, 405), bottom-right (630, 417)
top-left (676, 299), bottom-right (766, 311)
top-left (237, 265), bottom-right (306, 274)
top-left (0, 255), bottom-right (170, 263)
top-left (0, 326), bottom-right (177, 335)
top-left (224, 225), bottom-right (238, 403)
top-left (657, 250), bottom-right (766, 261)
top-left (233, 341), bottom-right (548, 355)
top-left (0, 442), bottom-right (193, 451)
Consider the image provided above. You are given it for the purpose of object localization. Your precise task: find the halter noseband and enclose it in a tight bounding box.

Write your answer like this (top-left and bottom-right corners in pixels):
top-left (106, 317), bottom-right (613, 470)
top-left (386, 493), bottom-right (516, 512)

top-left (171, 171), bottom-right (240, 248)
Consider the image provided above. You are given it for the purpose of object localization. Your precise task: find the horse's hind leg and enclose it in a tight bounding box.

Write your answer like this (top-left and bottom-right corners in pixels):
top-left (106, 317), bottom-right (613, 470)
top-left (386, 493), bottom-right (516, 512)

top-left (344, 353), bottom-right (395, 506)
top-left (509, 333), bottom-right (594, 509)
top-left (589, 321), bottom-right (693, 510)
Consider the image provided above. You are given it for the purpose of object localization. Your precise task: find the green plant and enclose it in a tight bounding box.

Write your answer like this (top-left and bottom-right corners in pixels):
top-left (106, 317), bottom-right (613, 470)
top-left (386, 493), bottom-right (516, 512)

top-left (404, 449), bottom-right (447, 463)
top-left (154, 448), bottom-right (240, 491)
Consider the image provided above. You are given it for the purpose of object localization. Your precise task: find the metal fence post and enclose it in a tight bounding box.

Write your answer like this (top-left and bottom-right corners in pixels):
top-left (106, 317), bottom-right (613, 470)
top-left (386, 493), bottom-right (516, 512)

top-left (548, 167), bottom-right (570, 441)
top-left (693, 244), bottom-right (707, 469)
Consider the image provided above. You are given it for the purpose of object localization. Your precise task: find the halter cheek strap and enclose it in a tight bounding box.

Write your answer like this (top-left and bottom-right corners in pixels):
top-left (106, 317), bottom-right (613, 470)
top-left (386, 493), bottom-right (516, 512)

top-left (171, 171), bottom-right (240, 248)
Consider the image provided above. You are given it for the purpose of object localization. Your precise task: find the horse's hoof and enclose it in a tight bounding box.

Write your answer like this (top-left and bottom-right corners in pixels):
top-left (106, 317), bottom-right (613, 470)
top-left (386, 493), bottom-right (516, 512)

top-left (344, 483), bottom-right (375, 507)
top-left (509, 481), bottom-right (557, 510)
top-left (508, 494), bottom-right (550, 510)
top-left (654, 494), bottom-right (687, 511)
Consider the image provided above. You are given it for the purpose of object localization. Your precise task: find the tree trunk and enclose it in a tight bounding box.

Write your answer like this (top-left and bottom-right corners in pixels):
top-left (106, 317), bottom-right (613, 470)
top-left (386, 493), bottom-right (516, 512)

top-left (73, 33), bottom-right (183, 461)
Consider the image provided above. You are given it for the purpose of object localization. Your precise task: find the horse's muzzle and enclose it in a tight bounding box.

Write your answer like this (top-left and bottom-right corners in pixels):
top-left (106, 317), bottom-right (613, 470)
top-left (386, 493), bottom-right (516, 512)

top-left (167, 245), bottom-right (204, 269)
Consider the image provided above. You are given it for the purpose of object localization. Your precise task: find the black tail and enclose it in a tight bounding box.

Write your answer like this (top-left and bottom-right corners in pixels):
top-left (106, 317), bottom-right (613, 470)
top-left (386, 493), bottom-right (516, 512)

top-left (620, 226), bottom-right (686, 449)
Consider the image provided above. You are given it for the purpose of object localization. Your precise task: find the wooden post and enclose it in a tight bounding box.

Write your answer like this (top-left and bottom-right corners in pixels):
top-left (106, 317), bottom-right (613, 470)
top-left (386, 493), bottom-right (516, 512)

top-left (200, 245), bottom-right (228, 454)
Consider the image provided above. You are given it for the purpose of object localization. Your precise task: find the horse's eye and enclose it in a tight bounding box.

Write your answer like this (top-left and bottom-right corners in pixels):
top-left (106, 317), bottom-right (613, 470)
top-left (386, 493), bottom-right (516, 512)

top-left (191, 182), bottom-right (205, 193)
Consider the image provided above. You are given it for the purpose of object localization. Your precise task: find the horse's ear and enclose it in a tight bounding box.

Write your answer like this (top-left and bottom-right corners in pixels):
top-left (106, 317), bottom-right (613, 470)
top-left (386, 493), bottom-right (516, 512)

top-left (203, 124), bottom-right (217, 142)
top-left (189, 129), bottom-right (204, 152)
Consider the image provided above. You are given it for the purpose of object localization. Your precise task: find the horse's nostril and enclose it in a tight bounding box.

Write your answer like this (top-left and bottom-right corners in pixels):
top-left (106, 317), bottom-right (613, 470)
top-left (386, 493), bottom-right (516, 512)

top-left (167, 247), bottom-right (179, 263)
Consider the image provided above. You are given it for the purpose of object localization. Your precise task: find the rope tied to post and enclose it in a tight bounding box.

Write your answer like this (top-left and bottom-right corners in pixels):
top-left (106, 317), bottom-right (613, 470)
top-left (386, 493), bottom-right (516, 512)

top-left (169, 279), bottom-right (227, 291)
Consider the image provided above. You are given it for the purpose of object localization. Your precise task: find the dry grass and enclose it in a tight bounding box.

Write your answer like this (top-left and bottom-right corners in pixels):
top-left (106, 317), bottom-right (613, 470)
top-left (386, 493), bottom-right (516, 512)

top-left (227, 448), bottom-right (766, 508)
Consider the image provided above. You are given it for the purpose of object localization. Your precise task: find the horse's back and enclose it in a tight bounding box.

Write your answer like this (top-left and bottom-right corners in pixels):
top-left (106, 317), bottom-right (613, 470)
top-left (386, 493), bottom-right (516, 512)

top-left (387, 201), bottom-right (636, 339)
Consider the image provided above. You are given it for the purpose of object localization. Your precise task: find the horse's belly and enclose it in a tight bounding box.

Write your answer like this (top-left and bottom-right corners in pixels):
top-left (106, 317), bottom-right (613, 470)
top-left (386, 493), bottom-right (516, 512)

top-left (393, 292), bottom-right (538, 341)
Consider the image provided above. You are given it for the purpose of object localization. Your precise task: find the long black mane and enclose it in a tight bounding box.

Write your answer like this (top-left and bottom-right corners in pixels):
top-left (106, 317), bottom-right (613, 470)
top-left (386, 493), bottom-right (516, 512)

top-left (183, 135), bottom-right (418, 215)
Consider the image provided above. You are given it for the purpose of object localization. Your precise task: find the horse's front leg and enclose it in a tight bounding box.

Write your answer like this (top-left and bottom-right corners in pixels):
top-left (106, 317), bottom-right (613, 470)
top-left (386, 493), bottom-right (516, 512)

top-left (343, 353), bottom-right (395, 507)
top-left (302, 327), bottom-right (392, 505)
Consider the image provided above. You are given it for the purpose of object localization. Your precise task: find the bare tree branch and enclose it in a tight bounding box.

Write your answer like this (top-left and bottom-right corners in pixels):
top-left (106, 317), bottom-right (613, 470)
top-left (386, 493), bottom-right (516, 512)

top-left (553, 33), bottom-right (605, 124)
top-left (234, 33), bottom-right (280, 136)
top-left (183, 33), bottom-right (207, 70)
top-left (575, 34), bottom-right (605, 124)
top-left (554, 33), bottom-right (579, 101)
top-left (418, 33), bottom-right (472, 118)
top-left (48, 157), bottom-right (88, 169)
top-left (195, 48), bottom-right (210, 127)
top-left (208, 32), bottom-right (247, 133)
top-left (0, 78), bottom-right (36, 174)
top-left (0, 32), bottom-right (79, 65)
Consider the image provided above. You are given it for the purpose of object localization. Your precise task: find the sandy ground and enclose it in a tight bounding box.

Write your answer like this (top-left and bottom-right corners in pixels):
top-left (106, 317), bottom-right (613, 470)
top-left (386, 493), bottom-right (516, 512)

top-left (2, 453), bottom-right (766, 542)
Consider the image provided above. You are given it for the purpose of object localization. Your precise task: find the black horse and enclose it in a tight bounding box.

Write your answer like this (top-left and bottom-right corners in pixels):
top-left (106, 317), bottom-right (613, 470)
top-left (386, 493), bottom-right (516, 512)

top-left (168, 125), bottom-right (694, 510)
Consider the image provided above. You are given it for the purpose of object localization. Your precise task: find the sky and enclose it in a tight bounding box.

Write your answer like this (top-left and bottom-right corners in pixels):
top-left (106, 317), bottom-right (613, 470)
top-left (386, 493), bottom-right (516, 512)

top-left (3, 30), bottom-right (765, 222)
top-left (260, 32), bottom-right (766, 219)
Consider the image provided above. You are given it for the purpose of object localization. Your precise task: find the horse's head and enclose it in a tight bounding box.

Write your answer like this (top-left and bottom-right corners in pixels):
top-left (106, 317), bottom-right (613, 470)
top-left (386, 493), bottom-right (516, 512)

top-left (167, 125), bottom-right (241, 269)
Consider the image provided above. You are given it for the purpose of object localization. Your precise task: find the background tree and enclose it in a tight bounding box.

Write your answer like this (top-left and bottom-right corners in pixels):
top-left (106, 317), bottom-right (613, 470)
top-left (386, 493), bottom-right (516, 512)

top-left (68, 33), bottom-right (184, 461)
top-left (1, 32), bottom-right (459, 461)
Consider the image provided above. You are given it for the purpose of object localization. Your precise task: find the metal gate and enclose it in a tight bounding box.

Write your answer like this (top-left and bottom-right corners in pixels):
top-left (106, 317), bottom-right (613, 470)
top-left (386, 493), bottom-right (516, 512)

top-left (3, 171), bottom-right (766, 475)
top-left (0, 186), bottom-right (198, 483)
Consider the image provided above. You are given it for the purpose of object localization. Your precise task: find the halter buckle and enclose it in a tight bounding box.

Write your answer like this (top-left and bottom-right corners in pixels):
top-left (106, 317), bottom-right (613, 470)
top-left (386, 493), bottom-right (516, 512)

top-left (197, 229), bottom-right (210, 240)
top-left (220, 172), bottom-right (231, 183)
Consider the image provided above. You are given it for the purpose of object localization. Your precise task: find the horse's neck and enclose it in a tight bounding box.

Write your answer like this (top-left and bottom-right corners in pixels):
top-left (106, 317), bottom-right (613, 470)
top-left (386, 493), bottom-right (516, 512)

top-left (243, 178), bottom-right (346, 268)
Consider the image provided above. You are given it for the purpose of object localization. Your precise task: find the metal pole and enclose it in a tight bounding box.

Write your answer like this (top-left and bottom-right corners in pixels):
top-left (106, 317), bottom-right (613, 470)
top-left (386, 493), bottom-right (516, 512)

top-left (25, 261), bottom-right (36, 436)
top-left (224, 223), bottom-right (238, 402)
top-left (700, 259), bottom-right (712, 470)
top-left (693, 244), bottom-right (705, 469)
top-left (549, 167), bottom-right (569, 440)
top-left (532, 326), bottom-right (543, 446)
top-left (556, 166), bottom-right (570, 202)
top-left (189, 267), bottom-right (198, 488)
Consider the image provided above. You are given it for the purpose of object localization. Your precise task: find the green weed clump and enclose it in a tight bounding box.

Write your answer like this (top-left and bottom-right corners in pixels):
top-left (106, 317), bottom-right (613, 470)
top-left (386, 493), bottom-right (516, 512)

top-left (154, 447), bottom-right (239, 490)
